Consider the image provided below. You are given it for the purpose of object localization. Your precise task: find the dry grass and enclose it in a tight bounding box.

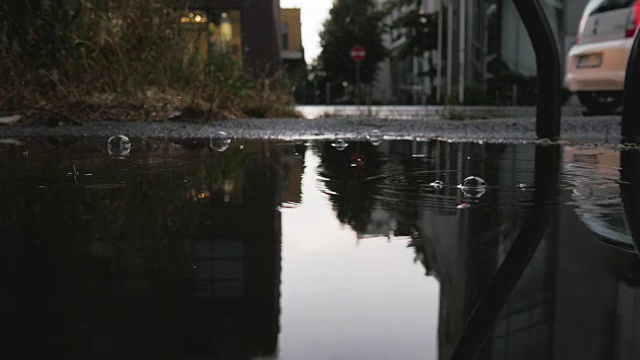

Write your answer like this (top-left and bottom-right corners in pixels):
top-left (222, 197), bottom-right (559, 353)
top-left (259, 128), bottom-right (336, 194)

top-left (0, 0), bottom-right (296, 123)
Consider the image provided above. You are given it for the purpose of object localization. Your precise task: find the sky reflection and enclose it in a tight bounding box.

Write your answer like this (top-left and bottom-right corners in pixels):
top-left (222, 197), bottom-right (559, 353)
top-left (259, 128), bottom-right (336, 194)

top-left (280, 148), bottom-right (440, 360)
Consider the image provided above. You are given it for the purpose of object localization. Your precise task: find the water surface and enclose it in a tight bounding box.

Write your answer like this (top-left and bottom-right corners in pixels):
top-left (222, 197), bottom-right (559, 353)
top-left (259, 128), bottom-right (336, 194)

top-left (2, 138), bottom-right (639, 359)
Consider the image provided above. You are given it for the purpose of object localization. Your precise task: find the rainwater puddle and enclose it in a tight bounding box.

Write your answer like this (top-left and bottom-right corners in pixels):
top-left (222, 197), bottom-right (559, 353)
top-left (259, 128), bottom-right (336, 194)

top-left (2, 138), bottom-right (639, 359)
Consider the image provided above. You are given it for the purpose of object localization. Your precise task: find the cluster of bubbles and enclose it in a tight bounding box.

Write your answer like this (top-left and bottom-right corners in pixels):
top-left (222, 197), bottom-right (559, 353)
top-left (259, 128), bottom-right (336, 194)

top-left (428, 176), bottom-right (489, 209)
top-left (331, 130), bottom-right (385, 151)
top-left (107, 132), bottom-right (234, 156)
top-left (107, 135), bottom-right (131, 156)
top-left (209, 131), bottom-right (231, 152)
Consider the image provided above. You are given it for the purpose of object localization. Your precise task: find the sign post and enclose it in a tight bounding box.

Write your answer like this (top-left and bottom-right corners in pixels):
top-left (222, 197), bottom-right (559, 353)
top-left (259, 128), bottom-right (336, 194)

top-left (350, 45), bottom-right (366, 104)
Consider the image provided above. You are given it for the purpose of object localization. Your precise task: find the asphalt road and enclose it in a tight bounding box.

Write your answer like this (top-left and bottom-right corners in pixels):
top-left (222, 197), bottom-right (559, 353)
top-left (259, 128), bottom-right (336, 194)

top-left (0, 113), bottom-right (626, 146)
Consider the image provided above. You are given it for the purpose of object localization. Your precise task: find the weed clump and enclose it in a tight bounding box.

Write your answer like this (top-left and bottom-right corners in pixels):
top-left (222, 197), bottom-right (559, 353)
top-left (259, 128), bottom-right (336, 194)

top-left (0, 0), bottom-right (296, 122)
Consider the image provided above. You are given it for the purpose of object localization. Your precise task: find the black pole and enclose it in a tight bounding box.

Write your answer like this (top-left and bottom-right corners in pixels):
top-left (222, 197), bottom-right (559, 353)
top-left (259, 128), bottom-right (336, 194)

top-left (512, 0), bottom-right (562, 141)
top-left (622, 33), bottom-right (640, 144)
top-left (449, 145), bottom-right (561, 360)
top-left (355, 60), bottom-right (361, 105)
top-left (620, 150), bottom-right (640, 253)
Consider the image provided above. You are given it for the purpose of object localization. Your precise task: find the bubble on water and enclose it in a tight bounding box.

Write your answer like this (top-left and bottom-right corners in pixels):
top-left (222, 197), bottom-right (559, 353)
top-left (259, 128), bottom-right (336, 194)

top-left (366, 130), bottom-right (383, 146)
top-left (461, 187), bottom-right (486, 198)
top-left (429, 180), bottom-right (444, 188)
top-left (107, 135), bottom-right (132, 156)
top-left (209, 131), bottom-right (231, 152)
top-left (458, 176), bottom-right (487, 198)
top-left (332, 139), bottom-right (349, 151)
top-left (458, 176), bottom-right (487, 189)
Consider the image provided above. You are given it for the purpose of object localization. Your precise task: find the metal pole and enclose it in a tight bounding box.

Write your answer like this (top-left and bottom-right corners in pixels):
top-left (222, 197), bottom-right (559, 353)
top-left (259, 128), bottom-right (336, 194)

top-left (620, 151), bottom-right (640, 254)
top-left (512, 0), bottom-right (562, 140)
top-left (326, 82), bottom-right (331, 105)
top-left (437, 0), bottom-right (444, 103)
top-left (355, 60), bottom-right (361, 105)
top-left (447, 1), bottom-right (453, 99)
top-left (622, 31), bottom-right (640, 143)
top-left (458, 0), bottom-right (466, 104)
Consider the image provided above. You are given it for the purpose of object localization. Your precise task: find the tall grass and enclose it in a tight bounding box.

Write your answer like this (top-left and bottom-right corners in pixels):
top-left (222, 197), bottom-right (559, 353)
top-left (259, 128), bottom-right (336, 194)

top-left (0, 0), bottom-right (295, 120)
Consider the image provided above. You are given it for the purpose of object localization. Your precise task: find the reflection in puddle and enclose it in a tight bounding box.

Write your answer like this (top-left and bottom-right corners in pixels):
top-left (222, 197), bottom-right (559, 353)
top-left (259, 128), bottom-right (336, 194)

top-left (1, 139), bottom-right (639, 359)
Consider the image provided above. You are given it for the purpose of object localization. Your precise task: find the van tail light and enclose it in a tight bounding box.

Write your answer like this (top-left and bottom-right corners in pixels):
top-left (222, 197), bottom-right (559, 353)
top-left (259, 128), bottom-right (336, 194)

top-left (626, 1), bottom-right (640, 38)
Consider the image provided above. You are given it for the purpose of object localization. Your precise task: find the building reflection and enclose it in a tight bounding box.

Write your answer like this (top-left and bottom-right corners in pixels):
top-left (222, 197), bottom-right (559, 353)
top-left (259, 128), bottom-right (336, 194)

top-left (319, 140), bottom-right (640, 360)
top-left (3, 140), bottom-right (304, 359)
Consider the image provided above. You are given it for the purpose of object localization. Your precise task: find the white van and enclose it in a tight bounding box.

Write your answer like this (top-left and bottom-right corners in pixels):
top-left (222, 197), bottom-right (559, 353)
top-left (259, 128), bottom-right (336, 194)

top-left (565, 0), bottom-right (640, 112)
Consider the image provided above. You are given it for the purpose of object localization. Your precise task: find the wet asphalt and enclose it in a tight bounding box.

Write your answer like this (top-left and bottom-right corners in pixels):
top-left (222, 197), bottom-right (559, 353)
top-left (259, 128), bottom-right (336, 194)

top-left (0, 114), bottom-right (626, 146)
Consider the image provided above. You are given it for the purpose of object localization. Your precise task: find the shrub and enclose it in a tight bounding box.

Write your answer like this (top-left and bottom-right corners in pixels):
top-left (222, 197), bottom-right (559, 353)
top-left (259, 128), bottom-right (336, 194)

top-left (0, 0), bottom-right (295, 121)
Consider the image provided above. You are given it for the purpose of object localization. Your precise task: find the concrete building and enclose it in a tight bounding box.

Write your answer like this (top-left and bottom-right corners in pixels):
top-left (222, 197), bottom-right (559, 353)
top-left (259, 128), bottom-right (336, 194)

top-left (374, 0), bottom-right (590, 105)
top-left (447, 0), bottom-right (589, 104)
top-left (373, 0), bottom-right (439, 104)
top-left (180, 0), bottom-right (283, 73)
top-left (280, 8), bottom-right (304, 64)
top-left (280, 8), bottom-right (307, 102)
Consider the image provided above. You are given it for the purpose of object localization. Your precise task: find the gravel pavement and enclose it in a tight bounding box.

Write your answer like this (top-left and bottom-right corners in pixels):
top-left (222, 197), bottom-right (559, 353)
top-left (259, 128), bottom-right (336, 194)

top-left (0, 115), bottom-right (626, 145)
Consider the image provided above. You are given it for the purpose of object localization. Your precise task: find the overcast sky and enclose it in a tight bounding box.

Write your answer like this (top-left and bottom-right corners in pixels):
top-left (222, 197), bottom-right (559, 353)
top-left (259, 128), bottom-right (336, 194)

top-left (280, 0), bottom-right (333, 64)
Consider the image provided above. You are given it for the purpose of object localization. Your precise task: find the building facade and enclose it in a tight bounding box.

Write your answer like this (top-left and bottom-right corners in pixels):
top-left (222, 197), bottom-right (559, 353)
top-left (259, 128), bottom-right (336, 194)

top-left (374, 0), bottom-right (590, 105)
top-left (180, 0), bottom-right (283, 73)
top-left (281, 8), bottom-right (304, 63)
top-left (280, 8), bottom-right (307, 102)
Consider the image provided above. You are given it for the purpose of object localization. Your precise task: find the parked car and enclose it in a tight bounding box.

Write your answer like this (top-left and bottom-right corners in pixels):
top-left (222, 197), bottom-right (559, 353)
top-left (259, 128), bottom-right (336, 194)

top-left (565, 0), bottom-right (640, 112)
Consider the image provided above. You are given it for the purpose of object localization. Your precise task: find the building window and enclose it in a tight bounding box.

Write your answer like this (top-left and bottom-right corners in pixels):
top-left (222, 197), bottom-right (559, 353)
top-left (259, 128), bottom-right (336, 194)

top-left (282, 22), bottom-right (290, 50)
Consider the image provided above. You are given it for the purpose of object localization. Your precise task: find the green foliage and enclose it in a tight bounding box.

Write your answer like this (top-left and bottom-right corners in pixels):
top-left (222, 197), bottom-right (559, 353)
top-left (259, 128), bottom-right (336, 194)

top-left (319, 0), bottom-right (386, 85)
top-left (0, 0), bottom-right (295, 120)
top-left (463, 83), bottom-right (492, 106)
top-left (385, 0), bottom-right (438, 58)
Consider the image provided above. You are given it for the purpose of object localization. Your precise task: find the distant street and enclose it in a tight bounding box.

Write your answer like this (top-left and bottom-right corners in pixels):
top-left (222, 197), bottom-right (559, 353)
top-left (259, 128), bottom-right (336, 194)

top-left (295, 105), bottom-right (605, 120)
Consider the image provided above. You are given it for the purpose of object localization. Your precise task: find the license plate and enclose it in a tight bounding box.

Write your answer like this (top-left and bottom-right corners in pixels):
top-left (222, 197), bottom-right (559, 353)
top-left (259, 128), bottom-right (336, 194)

top-left (576, 54), bottom-right (603, 69)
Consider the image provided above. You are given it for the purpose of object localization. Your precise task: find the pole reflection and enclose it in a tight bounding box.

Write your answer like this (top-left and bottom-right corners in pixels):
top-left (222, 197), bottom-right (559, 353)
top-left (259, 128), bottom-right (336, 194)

top-left (319, 140), bottom-right (640, 360)
top-left (450, 145), bottom-right (560, 359)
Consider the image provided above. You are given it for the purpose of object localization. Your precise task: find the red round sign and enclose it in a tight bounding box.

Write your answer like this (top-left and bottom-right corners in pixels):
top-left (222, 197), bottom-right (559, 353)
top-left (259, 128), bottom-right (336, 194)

top-left (350, 45), bottom-right (366, 62)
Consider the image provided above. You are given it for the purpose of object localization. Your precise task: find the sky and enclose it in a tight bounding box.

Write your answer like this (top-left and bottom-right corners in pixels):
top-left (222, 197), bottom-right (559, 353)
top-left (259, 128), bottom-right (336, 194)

top-left (280, 0), bottom-right (334, 64)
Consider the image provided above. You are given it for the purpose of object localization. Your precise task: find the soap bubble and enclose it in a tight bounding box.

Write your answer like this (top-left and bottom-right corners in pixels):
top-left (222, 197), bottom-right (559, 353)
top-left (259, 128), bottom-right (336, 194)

top-left (458, 176), bottom-right (487, 198)
top-left (458, 176), bottom-right (487, 189)
top-left (107, 135), bottom-right (131, 156)
top-left (332, 139), bottom-right (349, 151)
top-left (366, 130), bottom-right (383, 146)
top-left (461, 187), bottom-right (486, 199)
top-left (209, 131), bottom-right (231, 152)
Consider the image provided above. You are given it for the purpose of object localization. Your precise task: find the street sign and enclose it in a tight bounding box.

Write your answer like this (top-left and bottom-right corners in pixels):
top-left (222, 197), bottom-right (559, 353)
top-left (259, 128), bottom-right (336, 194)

top-left (350, 45), bottom-right (366, 62)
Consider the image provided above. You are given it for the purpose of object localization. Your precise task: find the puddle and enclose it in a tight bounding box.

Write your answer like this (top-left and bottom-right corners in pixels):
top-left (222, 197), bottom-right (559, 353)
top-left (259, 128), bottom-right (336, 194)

top-left (2, 138), bottom-right (640, 359)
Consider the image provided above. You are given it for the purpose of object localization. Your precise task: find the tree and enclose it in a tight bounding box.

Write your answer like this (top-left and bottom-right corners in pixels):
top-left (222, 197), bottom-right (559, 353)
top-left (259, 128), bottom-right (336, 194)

top-left (319, 0), bottom-right (386, 91)
top-left (385, 0), bottom-right (438, 58)
top-left (385, 0), bottom-right (440, 101)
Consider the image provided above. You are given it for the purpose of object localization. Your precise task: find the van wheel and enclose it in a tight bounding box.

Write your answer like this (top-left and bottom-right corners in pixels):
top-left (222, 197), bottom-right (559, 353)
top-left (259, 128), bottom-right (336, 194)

top-left (576, 91), bottom-right (624, 113)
